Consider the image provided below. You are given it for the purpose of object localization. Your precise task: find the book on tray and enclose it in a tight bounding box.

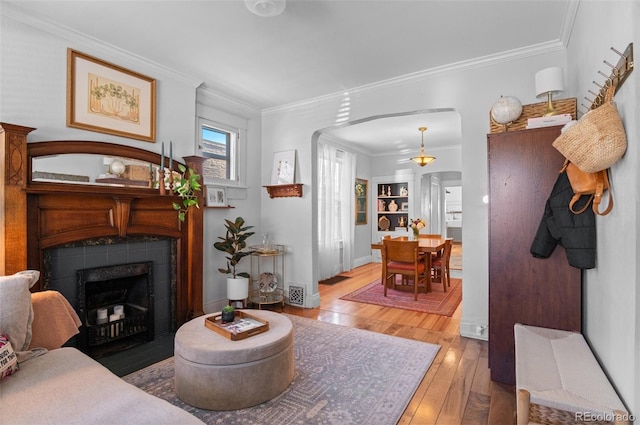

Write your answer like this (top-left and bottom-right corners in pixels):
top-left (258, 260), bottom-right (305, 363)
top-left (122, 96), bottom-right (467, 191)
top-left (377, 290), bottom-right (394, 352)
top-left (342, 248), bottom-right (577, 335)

top-left (219, 317), bottom-right (264, 334)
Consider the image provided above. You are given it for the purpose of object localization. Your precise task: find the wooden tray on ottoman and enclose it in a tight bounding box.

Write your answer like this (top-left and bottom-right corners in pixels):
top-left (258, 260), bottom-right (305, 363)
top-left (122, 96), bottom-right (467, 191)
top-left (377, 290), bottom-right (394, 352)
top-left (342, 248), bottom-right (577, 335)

top-left (204, 310), bottom-right (270, 341)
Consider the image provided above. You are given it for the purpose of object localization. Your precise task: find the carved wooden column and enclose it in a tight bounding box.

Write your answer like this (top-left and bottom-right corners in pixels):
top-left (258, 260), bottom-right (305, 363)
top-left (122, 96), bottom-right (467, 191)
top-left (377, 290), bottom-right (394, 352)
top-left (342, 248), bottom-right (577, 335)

top-left (181, 155), bottom-right (206, 320)
top-left (1, 123), bottom-right (35, 275)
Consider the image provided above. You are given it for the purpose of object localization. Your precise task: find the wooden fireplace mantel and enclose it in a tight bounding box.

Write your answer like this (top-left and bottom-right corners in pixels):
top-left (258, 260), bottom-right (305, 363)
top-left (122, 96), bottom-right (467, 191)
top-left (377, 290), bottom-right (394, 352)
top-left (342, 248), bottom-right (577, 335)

top-left (0, 123), bottom-right (205, 325)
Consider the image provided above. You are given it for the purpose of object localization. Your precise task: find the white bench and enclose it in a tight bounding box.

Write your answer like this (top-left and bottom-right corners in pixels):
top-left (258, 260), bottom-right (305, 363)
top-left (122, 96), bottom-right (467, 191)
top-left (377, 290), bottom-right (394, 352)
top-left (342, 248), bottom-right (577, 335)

top-left (514, 323), bottom-right (631, 425)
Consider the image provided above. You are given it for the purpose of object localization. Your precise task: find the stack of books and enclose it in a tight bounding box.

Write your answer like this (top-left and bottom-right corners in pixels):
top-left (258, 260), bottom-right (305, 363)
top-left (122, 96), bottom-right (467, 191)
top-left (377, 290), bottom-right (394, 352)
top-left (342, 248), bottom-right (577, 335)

top-left (526, 114), bottom-right (573, 129)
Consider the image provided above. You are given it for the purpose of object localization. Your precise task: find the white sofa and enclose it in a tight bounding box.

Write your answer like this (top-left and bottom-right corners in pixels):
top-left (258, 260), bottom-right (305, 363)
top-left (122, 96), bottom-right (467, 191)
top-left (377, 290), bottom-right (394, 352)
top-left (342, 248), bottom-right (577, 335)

top-left (0, 271), bottom-right (204, 425)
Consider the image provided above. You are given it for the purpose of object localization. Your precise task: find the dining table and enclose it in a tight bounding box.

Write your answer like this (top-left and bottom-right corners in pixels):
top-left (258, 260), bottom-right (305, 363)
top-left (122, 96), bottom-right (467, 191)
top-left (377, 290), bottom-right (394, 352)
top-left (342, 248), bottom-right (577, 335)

top-left (371, 236), bottom-right (447, 293)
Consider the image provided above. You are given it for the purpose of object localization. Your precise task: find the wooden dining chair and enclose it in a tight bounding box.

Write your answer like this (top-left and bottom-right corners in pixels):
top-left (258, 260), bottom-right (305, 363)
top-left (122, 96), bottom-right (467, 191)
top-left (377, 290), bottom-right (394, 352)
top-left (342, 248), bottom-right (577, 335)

top-left (431, 238), bottom-right (452, 291)
top-left (382, 239), bottom-right (427, 301)
top-left (379, 235), bottom-right (392, 285)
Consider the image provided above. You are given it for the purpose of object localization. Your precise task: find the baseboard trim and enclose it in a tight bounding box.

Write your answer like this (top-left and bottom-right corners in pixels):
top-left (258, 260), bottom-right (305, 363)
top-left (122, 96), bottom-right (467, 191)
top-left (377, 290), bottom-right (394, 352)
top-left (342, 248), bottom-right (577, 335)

top-left (460, 321), bottom-right (489, 341)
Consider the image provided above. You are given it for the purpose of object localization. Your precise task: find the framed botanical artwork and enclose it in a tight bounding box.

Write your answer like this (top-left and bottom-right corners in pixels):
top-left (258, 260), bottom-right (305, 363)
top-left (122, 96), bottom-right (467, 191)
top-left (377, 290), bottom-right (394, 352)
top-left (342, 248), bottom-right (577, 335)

top-left (206, 186), bottom-right (227, 207)
top-left (67, 48), bottom-right (156, 142)
top-left (270, 150), bottom-right (296, 185)
top-left (355, 178), bottom-right (367, 225)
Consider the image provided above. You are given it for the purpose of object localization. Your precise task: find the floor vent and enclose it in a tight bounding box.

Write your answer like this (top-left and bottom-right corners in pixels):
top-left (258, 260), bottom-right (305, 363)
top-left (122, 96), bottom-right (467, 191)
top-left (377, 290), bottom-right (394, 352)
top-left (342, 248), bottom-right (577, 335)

top-left (288, 285), bottom-right (304, 306)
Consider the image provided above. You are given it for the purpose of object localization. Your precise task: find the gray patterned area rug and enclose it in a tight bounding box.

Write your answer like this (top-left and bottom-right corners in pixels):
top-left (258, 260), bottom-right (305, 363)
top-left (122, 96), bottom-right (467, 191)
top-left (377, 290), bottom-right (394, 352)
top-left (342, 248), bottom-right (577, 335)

top-left (123, 314), bottom-right (440, 425)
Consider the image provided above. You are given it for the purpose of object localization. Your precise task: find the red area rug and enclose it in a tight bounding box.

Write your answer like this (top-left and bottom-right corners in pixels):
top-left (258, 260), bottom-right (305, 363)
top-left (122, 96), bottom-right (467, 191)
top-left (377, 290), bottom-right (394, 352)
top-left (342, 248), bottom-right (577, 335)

top-left (340, 276), bottom-right (462, 316)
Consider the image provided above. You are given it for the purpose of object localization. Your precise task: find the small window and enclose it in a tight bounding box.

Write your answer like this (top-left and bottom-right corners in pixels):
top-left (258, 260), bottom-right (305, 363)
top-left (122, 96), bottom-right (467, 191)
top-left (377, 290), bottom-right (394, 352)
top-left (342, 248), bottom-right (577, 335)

top-left (199, 119), bottom-right (237, 182)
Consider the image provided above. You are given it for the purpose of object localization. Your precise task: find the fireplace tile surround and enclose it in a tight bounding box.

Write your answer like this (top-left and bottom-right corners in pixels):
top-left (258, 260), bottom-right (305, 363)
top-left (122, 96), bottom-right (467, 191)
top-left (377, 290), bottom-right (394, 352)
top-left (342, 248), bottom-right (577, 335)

top-left (44, 238), bottom-right (177, 348)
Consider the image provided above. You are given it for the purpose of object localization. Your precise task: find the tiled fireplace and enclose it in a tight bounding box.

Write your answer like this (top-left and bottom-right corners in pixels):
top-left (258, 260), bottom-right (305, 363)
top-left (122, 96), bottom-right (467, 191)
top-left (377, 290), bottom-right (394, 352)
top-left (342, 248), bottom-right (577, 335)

top-left (43, 237), bottom-right (177, 358)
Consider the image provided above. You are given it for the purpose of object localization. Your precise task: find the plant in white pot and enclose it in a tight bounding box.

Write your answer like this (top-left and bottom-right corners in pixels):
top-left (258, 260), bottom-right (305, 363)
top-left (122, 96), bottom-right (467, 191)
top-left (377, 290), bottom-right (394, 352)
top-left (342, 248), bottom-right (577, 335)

top-left (213, 217), bottom-right (255, 301)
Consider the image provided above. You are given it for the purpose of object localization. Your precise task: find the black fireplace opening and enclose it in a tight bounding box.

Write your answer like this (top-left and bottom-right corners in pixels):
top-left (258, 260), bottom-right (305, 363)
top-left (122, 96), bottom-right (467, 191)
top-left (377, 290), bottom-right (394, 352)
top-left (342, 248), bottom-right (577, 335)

top-left (77, 261), bottom-right (155, 359)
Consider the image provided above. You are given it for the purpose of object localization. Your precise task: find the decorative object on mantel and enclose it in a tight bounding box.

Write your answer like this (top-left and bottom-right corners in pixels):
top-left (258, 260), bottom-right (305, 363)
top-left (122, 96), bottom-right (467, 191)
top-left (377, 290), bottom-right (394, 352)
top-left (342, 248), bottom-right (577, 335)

top-left (409, 127), bottom-right (435, 167)
top-left (581, 43), bottom-right (634, 113)
top-left (535, 66), bottom-right (565, 116)
top-left (490, 95), bottom-right (523, 131)
top-left (263, 183), bottom-right (303, 198)
top-left (213, 217), bottom-right (255, 302)
top-left (109, 160), bottom-right (126, 177)
top-left (489, 98), bottom-right (577, 133)
top-left (172, 163), bottom-right (201, 222)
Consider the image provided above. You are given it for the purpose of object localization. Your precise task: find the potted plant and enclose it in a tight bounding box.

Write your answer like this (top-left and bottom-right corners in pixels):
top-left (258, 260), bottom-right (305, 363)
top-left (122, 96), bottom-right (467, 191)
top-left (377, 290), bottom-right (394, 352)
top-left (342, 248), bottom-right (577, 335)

top-left (213, 217), bottom-right (255, 301)
top-left (172, 164), bottom-right (202, 222)
top-left (221, 305), bottom-right (235, 323)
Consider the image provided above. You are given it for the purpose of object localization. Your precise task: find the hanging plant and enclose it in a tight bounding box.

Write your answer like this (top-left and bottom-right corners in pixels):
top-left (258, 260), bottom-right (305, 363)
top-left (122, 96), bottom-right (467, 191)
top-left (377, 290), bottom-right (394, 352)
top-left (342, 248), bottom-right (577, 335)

top-left (172, 164), bottom-right (202, 222)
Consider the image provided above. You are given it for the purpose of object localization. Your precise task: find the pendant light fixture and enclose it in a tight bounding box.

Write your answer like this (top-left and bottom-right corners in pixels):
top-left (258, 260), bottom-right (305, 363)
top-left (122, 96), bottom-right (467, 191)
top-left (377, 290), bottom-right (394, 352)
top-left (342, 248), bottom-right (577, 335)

top-left (410, 127), bottom-right (435, 167)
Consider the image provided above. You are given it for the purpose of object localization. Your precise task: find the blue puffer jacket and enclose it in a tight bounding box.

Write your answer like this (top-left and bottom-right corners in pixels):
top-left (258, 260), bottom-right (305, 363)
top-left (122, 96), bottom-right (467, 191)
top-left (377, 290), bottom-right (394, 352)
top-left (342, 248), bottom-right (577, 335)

top-left (530, 171), bottom-right (596, 269)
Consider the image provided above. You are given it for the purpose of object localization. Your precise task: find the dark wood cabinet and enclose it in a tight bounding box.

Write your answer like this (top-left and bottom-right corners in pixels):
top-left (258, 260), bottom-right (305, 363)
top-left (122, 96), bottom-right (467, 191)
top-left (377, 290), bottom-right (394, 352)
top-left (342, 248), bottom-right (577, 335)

top-left (487, 126), bottom-right (582, 385)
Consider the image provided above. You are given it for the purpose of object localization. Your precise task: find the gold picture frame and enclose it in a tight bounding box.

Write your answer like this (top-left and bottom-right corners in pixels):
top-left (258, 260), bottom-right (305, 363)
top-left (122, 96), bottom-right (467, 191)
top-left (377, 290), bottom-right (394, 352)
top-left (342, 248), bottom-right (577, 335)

top-left (355, 178), bottom-right (368, 225)
top-left (67, 48), bottom-right (156, 142)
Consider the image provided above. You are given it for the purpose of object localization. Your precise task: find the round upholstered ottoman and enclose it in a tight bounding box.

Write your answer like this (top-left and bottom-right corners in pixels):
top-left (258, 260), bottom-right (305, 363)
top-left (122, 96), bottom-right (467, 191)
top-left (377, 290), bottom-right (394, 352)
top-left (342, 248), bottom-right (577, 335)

top-left (174, 309), bottom-right (294, 410)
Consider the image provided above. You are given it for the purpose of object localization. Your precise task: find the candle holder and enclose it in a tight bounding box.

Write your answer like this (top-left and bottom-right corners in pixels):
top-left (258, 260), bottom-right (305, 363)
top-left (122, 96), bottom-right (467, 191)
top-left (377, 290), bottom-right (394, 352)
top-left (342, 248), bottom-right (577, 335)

top-left (168, 170), bottom-right (174, 196)
top-left (158, 167), bottom-right (166, 195)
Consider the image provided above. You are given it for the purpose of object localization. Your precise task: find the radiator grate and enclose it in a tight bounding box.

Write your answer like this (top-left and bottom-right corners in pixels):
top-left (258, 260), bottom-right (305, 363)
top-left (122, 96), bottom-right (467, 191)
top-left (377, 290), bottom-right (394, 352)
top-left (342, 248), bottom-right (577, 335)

top-left (288, 285), bottom-right (304, 306)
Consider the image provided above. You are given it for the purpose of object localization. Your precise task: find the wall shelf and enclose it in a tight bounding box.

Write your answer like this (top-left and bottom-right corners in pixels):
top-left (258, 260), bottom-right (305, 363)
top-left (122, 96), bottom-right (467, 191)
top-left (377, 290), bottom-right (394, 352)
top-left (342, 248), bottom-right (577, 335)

top-left (263, 183), bottom-right (303, 198)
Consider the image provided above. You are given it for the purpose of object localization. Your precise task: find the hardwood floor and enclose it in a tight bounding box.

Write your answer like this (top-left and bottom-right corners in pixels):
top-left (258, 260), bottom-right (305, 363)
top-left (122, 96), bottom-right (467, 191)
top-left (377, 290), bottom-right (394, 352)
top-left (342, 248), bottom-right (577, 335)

top-left (282, 262), bottom-right (517, 425)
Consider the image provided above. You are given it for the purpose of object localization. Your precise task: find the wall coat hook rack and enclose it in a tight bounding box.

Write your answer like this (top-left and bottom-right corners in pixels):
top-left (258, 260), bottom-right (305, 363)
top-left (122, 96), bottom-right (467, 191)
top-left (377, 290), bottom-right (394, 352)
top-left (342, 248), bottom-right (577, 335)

top-left (581, 43), bottom-right (634, 114)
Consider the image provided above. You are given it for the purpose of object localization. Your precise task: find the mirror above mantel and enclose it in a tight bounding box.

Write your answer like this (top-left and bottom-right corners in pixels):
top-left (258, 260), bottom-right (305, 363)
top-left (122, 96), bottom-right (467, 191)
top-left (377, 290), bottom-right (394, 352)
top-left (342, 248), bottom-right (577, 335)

top-left (32, 154), bottom-right (157, 188)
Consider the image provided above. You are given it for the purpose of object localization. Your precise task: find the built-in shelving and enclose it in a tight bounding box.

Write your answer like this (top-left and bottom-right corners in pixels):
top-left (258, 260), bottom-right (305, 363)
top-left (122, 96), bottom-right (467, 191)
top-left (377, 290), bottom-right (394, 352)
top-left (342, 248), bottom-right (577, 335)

top-left (376, 182), bottom-right (409, 232)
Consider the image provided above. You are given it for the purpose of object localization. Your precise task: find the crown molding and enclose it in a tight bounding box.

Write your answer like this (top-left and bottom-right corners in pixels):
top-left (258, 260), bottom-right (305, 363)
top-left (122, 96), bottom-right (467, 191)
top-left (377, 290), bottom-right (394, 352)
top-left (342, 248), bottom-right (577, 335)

top-left (1, 3), bottom-right (202, 88)
top-left (559, 0), bottom-right (580, 48)
top-left (264, 39), bottom-right (568, 116)
top-left (197, 84), bottom-right (261, 119)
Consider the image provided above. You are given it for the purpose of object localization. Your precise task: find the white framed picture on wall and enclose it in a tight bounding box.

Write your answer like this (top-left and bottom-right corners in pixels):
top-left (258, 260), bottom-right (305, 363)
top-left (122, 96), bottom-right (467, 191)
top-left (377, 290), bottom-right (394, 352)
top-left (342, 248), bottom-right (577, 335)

top-left (270, 150), bottom-right (295, 185)
top-left (206, 186), bottom-right (226, 207)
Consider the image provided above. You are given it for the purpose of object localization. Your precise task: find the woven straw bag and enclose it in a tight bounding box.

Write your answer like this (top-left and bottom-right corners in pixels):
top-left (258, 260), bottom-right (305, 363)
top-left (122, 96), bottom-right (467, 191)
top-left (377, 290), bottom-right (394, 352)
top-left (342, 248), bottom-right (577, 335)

top-left (552, 85), bottom-right (626, 172)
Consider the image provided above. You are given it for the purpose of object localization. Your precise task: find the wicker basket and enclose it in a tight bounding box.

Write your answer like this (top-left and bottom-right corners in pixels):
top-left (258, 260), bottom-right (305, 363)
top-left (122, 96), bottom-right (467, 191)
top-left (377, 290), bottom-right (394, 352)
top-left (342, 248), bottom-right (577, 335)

top-left (552, 86), bottom-right (626, 173)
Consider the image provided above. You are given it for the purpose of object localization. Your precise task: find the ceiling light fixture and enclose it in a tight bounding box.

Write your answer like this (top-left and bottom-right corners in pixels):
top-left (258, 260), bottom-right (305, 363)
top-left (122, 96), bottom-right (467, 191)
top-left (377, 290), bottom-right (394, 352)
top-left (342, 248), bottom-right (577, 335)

top-left (244, 0), bottom-right (286, 17)
top-left (410, 127), bottom-right (436, 167)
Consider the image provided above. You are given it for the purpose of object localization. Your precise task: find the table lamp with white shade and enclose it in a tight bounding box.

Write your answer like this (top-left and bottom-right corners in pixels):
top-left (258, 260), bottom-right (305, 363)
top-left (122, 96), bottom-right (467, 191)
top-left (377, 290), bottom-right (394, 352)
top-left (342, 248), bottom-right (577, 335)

top-left (535, 66), bottom-right (565, 116)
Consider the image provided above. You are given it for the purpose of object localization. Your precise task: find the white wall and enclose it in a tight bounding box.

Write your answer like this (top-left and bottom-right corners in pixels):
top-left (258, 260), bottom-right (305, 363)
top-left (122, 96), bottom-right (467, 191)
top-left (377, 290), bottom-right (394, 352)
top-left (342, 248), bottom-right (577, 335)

top-left (262, 50), bottom-right (565, 320)
top-left (0, 11), bottom-right (263, 315)
top-left (195, 90), bottom-right (263, 313)
top-left (0, 15), bottom-right (198, 154)
top-left (567, 1), bottom-right (639, 417)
